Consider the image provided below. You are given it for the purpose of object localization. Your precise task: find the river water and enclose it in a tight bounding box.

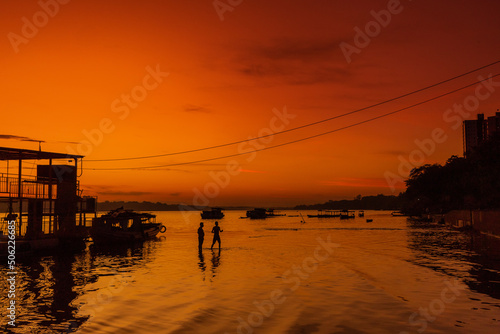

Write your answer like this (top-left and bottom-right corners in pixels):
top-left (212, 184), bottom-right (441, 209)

top-left (1, 210), bottom-right (499, 333)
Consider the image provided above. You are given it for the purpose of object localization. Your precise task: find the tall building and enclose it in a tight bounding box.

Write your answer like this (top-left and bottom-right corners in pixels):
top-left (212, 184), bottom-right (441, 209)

top-left (463, 111), bottom-right (500, 156)
top-left (463, 114), bottom-right (486, 156)
top-left (487, 111), bottom-right (500, 138)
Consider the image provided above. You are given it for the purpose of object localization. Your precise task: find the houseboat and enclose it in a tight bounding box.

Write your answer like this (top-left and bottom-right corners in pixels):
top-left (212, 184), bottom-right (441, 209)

top-left (90, 208), bottom-right (166, 244)
top-left (246, 208), bottom-right (285, 219)
top-left (201, 207), bottom-right (224, 219)
top-left (340, 210), bottom-right (355, 220)
top-left (307, 210), bottom-right (341, 218)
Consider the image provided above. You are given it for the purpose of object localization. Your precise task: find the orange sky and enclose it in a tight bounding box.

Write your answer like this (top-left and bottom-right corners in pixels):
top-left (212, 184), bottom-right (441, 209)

top-left (1, 0), bottom-right (499, 206)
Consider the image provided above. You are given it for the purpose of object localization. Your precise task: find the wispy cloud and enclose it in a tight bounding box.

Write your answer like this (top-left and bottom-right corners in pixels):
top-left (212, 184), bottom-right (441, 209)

top-left (98, 191), bottom-right (153, 196)
top-left (233, 37), bottom-right (354, 85)
top-left (0, 134), bottom-right (44, 142)
top-left (82, 185), bottom-right (153, 196)
top-left (183, 104), bottom-right (213, 113)
top-left (322, 177), bottom-right (405, 189)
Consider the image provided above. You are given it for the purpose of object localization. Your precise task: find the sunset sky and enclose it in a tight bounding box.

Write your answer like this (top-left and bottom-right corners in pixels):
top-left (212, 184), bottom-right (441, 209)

top-left (1, 0), bottom-right (499, 207)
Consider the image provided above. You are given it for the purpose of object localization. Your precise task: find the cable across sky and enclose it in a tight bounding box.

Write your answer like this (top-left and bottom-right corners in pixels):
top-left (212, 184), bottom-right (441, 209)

top-left (85, 61), bottom-right (500, 163)
top-left (84, 73), bottom-right (500, 171)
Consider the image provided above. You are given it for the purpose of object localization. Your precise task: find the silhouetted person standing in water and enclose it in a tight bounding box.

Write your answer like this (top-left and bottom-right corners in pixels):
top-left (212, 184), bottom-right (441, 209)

top-left (211, 221), bottom-right (223, 250)
top-left (198, 222), bottom-right (204, 249)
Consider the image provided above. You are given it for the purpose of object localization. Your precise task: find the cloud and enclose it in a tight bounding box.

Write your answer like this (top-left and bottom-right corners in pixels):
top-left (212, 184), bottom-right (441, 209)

top-left (98, 191), bottom-right (153, 196)
top-left (232, 37), bottom-right (355, 85)
top-left (183, 104), bottom-right (213, 113)
top-left (0, 134), bottom-right (44, 142)
top-left (322, 177), bottom-right (404, 189)
top-left (250, 38), bottom-right (346, 62)
top-left (83, 185), bottom-right (153, 196)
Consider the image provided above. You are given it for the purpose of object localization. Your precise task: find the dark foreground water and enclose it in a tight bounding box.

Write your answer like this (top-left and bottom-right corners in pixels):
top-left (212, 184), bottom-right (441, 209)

top-left (1, 211), bottom-right (499, 333)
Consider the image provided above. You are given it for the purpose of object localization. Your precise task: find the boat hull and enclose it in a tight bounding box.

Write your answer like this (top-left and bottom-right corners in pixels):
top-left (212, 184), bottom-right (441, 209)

top-left (90, 223), bottom-right (162, 244)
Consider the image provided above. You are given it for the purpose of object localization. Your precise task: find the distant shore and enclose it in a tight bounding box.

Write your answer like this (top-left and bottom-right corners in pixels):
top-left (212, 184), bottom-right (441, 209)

top-left (0, 195), bottom-right (402, 213)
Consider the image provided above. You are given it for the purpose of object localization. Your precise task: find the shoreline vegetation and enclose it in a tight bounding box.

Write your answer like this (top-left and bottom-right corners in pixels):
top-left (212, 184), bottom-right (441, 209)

top-left (402, 133), bottom-right (500, 216)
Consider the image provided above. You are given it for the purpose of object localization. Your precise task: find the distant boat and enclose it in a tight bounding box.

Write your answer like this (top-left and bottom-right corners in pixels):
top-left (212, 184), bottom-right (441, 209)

top-left (307, 210), bottom-right (340, 218)
top-left (358, 210), bottom-right (365, 217)
top-left (340, 210), bottom-right (355, 220)
top-left (90, 208), bottom-right (166, 244)
top-left (391, 211), bottom-right (406, 216)
top-left (201, 207), bottom-right (224, 219)
top-left (246, 208), bottom-right (285, 219)
top-left (366, 219), bottom-right (373, 223)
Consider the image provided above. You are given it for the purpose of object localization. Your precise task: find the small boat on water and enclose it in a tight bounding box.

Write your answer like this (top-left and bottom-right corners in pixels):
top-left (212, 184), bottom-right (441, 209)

top-left (201, 207), bottom-right (224, 219)
top-left (366, 219), bottom-right (373, 223)
top-left (246, 208), bottom-right (285, 219)
top-left (340, 209), bottom-right (355, 220)
top-left (358, 210), bottom-right (365, 217)
top-left (391, 211), bottom-right (406, 216)
top-left (90, 208), bottom-right (166, 244)
top-left (307, 210), bottom-right (340, 218)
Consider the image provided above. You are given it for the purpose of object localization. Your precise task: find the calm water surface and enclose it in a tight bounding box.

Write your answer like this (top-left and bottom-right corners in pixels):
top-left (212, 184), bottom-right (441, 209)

top-left (1, 211), bottom-right (499, 333)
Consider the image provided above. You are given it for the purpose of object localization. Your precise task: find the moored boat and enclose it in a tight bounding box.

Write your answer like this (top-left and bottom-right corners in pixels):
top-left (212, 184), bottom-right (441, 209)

top-left (307, 210), bottom-right (341, 218)
top-left (90, 208), bottom-right (166, 243)
top-left (391, 211), bottom-right (406, 216)
top-left (340, 209), bottom-right (355, 220)
top-left (201, 207), bottom-right (224, 219)
top-left (246, 208), bottom-right (285, 219)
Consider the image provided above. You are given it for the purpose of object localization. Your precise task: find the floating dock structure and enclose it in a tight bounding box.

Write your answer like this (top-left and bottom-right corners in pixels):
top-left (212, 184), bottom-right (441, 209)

top-left (0, 146), bottom-right (97, 253)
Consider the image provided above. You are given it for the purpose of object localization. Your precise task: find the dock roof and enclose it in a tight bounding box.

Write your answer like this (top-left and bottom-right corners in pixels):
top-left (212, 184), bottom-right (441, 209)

top-left (0, 146), bottom-right (83, 161)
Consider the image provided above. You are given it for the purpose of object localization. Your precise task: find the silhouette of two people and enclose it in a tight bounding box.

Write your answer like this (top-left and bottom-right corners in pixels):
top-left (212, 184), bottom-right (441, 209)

top-left (198, 221), bottom-right (223, 250)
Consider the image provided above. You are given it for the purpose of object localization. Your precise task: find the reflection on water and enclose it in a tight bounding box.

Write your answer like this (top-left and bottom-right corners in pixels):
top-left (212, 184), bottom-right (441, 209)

top-left (198, 250), bottom-right (206, 277)
top-left (1, 211), bottom-right (499, 333)
top-left (0, 240), bottom-right (157, 333)
top-left (406, 222), bottom-right (500, 300)
top-left (210, 248), bottom-right (221, 280)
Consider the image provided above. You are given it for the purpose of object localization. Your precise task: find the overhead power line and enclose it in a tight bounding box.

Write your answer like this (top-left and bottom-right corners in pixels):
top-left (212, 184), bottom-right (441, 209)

top-left (84, 73), bottom-right (500, 171)
top-left (85, 61), bottom-right (500, 162)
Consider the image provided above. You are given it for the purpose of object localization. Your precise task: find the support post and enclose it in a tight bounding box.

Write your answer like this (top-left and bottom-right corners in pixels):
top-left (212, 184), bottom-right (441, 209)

top-left (48, 159), bottom-right (53, 233)
top-left (18, 156), bottom-right (22, 236)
